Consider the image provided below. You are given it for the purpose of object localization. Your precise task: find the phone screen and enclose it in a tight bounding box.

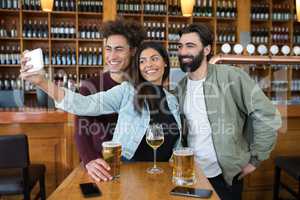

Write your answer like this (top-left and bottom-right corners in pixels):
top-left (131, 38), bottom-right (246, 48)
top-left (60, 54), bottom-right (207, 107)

top-left (170, 186), bottom-right (212, 198)
top-left (79, 183), bottom-right (101, 198)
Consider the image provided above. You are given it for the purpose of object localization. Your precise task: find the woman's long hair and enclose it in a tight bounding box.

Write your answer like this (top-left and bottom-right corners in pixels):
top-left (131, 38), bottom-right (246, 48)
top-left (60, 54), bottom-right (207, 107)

top-left (128, 42), bottom-right (170, 114)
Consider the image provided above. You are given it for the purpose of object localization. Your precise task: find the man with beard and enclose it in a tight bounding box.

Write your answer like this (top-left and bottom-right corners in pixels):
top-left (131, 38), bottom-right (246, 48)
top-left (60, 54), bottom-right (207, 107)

top-left (174, 23), bottom-right (282, 200)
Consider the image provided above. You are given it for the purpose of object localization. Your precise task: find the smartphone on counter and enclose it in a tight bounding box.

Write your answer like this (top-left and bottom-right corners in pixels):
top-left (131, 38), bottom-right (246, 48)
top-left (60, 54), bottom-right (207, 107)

top-left (170, 186), bottom-right (212, 198)
top-left (79, 182), bottom-right (101, 198)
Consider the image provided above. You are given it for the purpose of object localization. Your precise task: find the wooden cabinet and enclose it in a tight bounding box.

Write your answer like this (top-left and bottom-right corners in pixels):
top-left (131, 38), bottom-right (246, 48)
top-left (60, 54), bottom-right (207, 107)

top-left (0, 110), bottom-right (79, 199)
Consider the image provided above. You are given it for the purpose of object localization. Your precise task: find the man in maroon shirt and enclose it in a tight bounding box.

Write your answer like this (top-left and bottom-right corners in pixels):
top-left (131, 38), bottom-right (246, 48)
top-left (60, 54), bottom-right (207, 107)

top-left (74, 18), bottom-right (145, 182)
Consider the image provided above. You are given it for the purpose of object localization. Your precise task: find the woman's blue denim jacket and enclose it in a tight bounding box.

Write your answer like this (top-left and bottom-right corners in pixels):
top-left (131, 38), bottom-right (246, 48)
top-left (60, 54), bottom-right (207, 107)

top-left (55, 81), bottom-right (182, 159)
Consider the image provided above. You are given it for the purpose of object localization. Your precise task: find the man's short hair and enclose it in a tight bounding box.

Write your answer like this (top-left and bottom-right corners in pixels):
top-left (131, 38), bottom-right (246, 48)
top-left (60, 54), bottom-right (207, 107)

top-left (102, 18), bottom-right (146, 49)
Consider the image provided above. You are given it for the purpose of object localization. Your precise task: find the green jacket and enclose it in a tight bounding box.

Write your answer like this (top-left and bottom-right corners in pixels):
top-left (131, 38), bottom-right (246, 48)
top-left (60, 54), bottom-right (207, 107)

top-left (173, 64), bottom-right (282, 185)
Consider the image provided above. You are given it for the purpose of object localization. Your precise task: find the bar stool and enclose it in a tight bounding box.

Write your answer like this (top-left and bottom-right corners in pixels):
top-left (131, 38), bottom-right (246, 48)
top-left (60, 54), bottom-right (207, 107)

top-left (273, 156), bottom-right (300, 200)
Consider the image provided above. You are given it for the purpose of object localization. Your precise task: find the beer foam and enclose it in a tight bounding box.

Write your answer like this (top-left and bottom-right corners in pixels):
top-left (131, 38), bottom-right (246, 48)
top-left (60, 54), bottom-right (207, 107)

top-left (173, 149), bottom-right (193, 156)
top-left (102, 141), bottom-right (121, 148)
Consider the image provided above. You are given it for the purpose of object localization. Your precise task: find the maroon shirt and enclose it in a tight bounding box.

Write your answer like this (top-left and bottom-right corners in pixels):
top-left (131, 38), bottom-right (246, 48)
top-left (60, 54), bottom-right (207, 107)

top-left (74, 72), bottom-right (119, 165)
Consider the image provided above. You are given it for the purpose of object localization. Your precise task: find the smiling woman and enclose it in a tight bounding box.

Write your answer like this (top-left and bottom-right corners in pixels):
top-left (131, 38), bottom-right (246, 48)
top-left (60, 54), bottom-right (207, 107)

top-left (130, 42), bottom-right (170, 113)
top-left (19, 41), bottom-right (182, 182)
top-left (139, 48), bottom-right (165, 85)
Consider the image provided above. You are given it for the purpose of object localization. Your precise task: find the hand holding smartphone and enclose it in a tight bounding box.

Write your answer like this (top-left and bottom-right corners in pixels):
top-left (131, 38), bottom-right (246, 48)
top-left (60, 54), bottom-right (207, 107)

top-left (79, 183), bottom-right (101, 198)
top-left (170, 186), bottom-right (212, 198)
top-left (23, 48), bottom-right (44, 73)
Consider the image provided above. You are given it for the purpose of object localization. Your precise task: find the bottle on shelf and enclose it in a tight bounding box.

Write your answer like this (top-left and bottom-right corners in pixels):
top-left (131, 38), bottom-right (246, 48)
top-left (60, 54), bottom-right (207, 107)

top-left (0, 74), bottom-right (3, 90)
top-left (78, 46), bottom-right (102, 66)
top-left (216, 0), bottom-right (237, 19)
top-left (60, 0), bottom-right (76, 11)
top-left (251, 2), bottom-right (269, 20)
top-left (168, 51), bottom-right (179, 68)
top-left (194, 0), bottom-right (213, 17)
top-left (43, 49), bottom-right (49, 65)
top-left (144, 21), bottom-right (165, 40)
top-left (78, 0), bottom-right (103, 13)
top-left (251, 26), bottom-right (268, 44)
top-left (11, 20), bottom-right (18, 38)
top-left (79, 24), bottom-right (103, 39)
top-left (0, 19), bottom-right (8, 38)
top-left (169, 0), bottom-right (181, 16)
top-left (168, 23), bottom-right (186, 41)
top-left (53, 72), bottom-right (77, 90)
top-left (143, 0), bottom-right (166, 15)
top-left (0, 19), bottom-right (18, 38)
top-left (0, 44), bottom-right (20, 65)
top-left (272, 3), bottom-right (291, 21)
top-left (51, 21), bottom-right (75, 38)
top-left (293, 26), bottom-right (300, 45)
top-left (23, 19), bottom-right (48, 38)
top-left (1, 0), bottom-right (20, 9)
top-left (291, 79), bottom-right (300, 92)
top-left (217, 26), bottom-right (236, 43)
top-left (0, 74), bottom-right (21, 90)
top-left (25, 19), bottom-right (32, 38)
top-left (51, 47), bottom-right (76, 65)
top-left (271, 26), bottom-right (289, 44)
top-left (79, 73), bottom-right (99, 87)
top-left (22, 0), bottom-right (41, 10)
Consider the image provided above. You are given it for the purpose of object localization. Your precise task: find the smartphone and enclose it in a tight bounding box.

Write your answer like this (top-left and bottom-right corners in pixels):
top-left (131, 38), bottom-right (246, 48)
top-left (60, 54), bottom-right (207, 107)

top-left (79, 183), bottom-right (101, 198)
top-left (24, 48), bottom-right (44, 73)
top-left (170, 186), bottom-right (212, 198)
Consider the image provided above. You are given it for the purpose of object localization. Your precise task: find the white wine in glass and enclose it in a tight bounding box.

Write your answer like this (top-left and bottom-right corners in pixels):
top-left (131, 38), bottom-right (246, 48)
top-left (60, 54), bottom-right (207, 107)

top-left (146, 124), bottom-right (164, 174)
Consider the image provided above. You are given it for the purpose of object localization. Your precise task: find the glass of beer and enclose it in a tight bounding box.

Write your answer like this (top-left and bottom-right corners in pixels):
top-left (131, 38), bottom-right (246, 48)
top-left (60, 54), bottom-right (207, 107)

top-left (102, 141), bottom-right (122, 178)
top-left (145, 124), bottom-right (164, 174)
top-left (172, 147), bottom-right (195, 185)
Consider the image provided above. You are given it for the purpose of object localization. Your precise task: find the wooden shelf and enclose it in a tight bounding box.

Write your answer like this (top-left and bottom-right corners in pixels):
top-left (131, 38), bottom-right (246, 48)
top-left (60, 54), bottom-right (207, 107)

top-left (0, 64), bottom-right (21, 67)
top-left (51, 38), bottom-right (76, 41)
top-left (78, 65), bottom-right (103, 68)
top-left (52, 65), bottom-right (77, 68)
top-left (0, 9), bottom-right (19, 13)
top-left (217, 17), bottom-right (237, 21)
top-left (117, 13), bottom-right (142, 17)
top-left (144, 39), bottom-right (166, 43)
top-left (23, 38), bottom-right (49, 41)
top-left (168, 15), bottom-right (191, 19)
top-left (143, 14), bottom-right (167, 18)
top-left (78, 39), bottom-right (103, 42)
top-left (216, 42), bottom-right (236, 45)
top-left (272, 20), bottom-right (290, 23)
top-left (22, 10), bottom-right (47, 14)
top-left (77, 12), bottom-right (103, 16)
top-left (251, 19), bottom-right (269, 22)
top-left (51, 11), bottom-right (76, 15)
top-left (0, 37), bottom-right (20, 40)
top-left (193, 16), bottom-right (214, 20)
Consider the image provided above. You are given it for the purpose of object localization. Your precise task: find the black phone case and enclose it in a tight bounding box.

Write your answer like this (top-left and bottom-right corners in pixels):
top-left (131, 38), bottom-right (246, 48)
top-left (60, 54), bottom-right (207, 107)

top-left (170, 187), bottom-right (212, 198)
top-left (80, 183), bottom-right (101, 198)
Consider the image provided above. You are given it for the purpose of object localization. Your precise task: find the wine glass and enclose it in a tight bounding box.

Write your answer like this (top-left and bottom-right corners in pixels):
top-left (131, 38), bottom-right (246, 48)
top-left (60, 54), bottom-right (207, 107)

top-left (145, 124), bottom-right (164, 174)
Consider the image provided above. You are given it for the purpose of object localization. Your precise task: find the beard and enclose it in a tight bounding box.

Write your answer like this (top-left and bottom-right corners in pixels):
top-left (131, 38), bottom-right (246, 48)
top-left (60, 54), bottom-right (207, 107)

top-left (178, 49), bottom-right (204, 73)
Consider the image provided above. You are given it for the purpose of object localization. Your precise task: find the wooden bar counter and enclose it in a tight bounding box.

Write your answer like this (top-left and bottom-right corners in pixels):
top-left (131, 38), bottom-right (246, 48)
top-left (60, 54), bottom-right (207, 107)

top-left (48, 162), bottom-right (220, 200)
top-left (0, 108), bottom-right (78, 198)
